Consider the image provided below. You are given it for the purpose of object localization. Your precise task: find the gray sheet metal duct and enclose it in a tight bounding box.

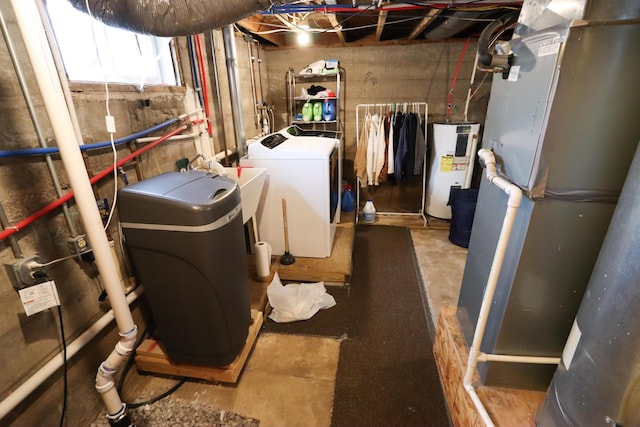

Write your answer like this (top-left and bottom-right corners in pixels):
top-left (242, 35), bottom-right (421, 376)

top-left (67, 0), bottom-right (293, 36)
top-left (536, 141), bottom-right (640, 427)
top-left (424, 11), bottom-right (484, 41)
top-left (476, 11), bottom-right (519, 76)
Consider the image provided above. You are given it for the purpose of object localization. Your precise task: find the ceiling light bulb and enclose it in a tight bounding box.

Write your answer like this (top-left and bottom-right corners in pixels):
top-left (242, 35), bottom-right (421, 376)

top-left (297, 30), bottom-right (311, 46)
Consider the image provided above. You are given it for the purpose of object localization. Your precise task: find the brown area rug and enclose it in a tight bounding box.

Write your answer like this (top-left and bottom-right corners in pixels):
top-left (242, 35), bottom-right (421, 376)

top-left (261, 285), bottom-right (350, 338)
top-left (331, 224), bottom-right (451, 427)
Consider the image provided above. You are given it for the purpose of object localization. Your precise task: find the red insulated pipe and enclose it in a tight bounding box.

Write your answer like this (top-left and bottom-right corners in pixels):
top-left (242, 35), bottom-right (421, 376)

top-left (447, 37), bottom-right (471, 119)
top-left (0, 124), bottom-right (189, 242)
top-left (194, 34), bottom-right (213, 138)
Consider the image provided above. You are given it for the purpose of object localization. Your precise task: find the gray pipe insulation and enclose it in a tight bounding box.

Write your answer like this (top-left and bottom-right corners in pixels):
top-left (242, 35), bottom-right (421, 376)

top-left (67, 0), bottom-right (293, 36)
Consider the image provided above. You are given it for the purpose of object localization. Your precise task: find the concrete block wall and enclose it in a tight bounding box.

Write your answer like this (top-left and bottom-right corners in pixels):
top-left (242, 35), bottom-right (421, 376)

top-left (262, 40), bottom-right (492, 171)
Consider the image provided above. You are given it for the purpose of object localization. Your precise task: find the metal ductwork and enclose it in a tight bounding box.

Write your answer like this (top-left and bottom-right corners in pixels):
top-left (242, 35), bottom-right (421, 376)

top-left (536, 141), bottom-right (640, 427)
top-left (476, 11), bottom-right (519, 77)
top-left (424, 11), bottom-right (484, 41)
top-left (67, 0), bottom-right (294, 36)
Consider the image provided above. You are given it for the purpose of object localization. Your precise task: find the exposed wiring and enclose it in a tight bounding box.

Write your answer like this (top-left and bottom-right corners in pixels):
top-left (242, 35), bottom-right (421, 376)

top-left (447, 37), bottom-right (471, 120)
top-left (37, 251), bottom-right (89, 267)
top-left (56, 303), bottom-right (68, 427)
top-left (83, 0), bottom-right (119, 233)
top-left (468, 70), bottom-right (490, 101)
top-left (243, 12), bottom-right (500, 36)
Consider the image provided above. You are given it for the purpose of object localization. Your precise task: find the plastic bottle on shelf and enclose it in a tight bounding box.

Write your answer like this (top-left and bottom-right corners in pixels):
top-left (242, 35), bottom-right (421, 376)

top-left (362, 199), bottom-right (376, 223)
top-left (322, 98), bottom-right (335, 121)
top-left (301, 102), bottom-right (312, 122)
top-left (313, 102), bottom-right (323, 121)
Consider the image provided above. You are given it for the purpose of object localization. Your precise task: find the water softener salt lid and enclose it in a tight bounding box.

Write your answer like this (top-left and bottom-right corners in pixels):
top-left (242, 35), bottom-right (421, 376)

top-left (118, 171), bottom-right (240, 227)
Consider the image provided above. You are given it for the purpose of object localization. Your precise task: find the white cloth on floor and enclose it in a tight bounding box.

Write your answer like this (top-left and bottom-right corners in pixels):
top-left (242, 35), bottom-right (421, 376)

top-left (267, 273), bottom-right (336, 323)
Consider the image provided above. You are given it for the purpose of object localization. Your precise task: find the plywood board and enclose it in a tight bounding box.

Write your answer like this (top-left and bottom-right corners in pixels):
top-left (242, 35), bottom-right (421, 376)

top-left (433, 306), bottom-right (546, 427)
top-left (275, 222), bottom-right (354, 283)
top-left (134, 310), bottom-right (263, 384)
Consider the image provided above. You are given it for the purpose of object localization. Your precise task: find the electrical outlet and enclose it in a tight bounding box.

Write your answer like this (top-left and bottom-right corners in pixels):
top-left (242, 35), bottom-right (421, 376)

top-left (5, 254), bottom-right (47, 289)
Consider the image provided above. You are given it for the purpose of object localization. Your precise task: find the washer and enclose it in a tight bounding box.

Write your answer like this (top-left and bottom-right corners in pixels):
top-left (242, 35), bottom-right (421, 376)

top-left (241, 126), bottom-right (341, 258)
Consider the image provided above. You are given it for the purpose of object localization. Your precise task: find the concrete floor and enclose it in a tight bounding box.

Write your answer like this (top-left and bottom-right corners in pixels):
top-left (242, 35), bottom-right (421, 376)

top-left (101, 221), bottom-right (463, 427)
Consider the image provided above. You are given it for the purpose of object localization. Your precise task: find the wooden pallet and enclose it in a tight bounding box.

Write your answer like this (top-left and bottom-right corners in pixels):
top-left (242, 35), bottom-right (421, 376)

top-left (134, 310), bottom-right (263, 383)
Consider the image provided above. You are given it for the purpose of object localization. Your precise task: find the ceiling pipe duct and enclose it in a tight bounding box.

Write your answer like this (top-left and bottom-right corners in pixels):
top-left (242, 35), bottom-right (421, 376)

top-left (223, 25), bottom-right (247, 159)
top-left (476, 11), bottom-right (519, 78)
top-left (67, 0), bottom-right (296, 36)
top-left (423, 11), bottom-right (484, 41)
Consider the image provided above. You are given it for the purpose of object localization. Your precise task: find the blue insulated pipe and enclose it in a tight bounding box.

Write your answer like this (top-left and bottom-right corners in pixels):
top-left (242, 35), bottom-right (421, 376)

top-left (0, 117), bottom-right (179, 158)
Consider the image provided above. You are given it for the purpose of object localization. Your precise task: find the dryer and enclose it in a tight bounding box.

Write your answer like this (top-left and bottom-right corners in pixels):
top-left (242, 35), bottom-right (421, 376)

top-left (241, 126), bottom-right (341, 258)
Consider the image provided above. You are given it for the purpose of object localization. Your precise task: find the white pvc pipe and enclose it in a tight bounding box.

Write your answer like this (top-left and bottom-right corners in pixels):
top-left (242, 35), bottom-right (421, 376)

top-left (0, 288), bottom-right (142, 420)
top-left (463, 49), bottom-right (479, 123)
top-left (135, 131), bottom-right (201, 143)
top-left (463, 148), bottom-right (523, 427)
top-left (463, 133), bottom-right (479, 189)
top-left (478, 353), bottom-right (561, 364)
top-left (10, 0), bottom-right (136, 418)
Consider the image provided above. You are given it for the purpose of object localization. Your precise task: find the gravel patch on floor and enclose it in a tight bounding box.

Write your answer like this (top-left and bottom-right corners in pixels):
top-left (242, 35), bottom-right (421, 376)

top-left (90, 398), bottom-right (259, 427)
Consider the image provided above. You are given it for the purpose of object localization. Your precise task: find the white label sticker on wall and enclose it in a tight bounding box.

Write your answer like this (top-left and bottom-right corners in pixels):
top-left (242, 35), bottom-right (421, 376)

top-left (507, 66), bottom-right (520, 82)
top-left (562, 319), bottom-right (582, 369)
top-left (19, 280), bottom-right (61, 316)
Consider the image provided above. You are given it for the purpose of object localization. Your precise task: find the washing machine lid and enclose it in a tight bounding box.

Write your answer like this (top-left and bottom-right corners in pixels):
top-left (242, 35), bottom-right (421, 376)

top-left (247, 127), bottom-right (338, 160)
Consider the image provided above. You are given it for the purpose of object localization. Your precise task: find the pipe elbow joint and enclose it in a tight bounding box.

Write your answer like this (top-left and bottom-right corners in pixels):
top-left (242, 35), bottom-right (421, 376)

top-left (477, 148), bottom-right (495, 166)
top-left (506, 185), bottom-right (523, 208)
top-left (95, 364), bottom-right (116, 395)
top-left (116, 325), bottom-right (138, 355)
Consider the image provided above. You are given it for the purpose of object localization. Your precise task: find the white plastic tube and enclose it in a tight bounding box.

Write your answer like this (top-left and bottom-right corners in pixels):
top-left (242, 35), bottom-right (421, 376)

top-left (478, 354), bottom-right (561, 364)
top-left (0, 288), bottom-right (142, 420)
top-left (463, 49), bottom-right (479, 123)
top-left (10, 0), bottom-right (137, 419)
top-left (463, 148), bottom-right (523, 427)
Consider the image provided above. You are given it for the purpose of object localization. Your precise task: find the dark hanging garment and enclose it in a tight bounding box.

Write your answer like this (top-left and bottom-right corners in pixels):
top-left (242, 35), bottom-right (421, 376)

top-left (390, 112), bottom-right (405, 184)
top-left (404, 113), bottom-right (418, 179)
top-left (395, 113), bottom-right (417, 180)
top-left (414, 117), bottom-right (426, 175)
top-left (392, 113), bottom-right (404, 162)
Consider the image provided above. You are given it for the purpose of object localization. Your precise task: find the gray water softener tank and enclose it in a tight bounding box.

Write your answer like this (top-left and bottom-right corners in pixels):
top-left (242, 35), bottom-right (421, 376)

top-left (118, 171), bottom-right (250, 367)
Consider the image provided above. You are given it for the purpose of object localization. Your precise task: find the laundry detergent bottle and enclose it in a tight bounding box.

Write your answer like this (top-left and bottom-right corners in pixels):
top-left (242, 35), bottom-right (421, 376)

top-left (313, 102), bottom-right (323, 121)
top-left (301, 102), bottom-right (313, 122)
top-left (341, 184), bottom-right (355, 212)
top-left (322, 98), bottom-right (335, 121)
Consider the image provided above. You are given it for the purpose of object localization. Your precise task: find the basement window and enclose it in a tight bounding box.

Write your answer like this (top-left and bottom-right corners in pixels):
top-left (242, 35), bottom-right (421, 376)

top-left (45, 0), bottom-right (179, 87)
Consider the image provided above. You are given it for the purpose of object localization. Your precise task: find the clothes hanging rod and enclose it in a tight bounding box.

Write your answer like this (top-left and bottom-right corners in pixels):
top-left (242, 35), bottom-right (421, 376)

top-left (355, 101), bottom-right (429, 226)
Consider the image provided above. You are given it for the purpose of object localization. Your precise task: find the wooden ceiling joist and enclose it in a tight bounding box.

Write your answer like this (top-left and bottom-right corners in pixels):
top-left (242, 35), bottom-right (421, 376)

top-left (376, 10), bottom-right (389, 41)
top-left (236, 15), bottom-right (286, 46)
top-left (408, 8), bottom-right (442, 40)
top-left (326, 13), bottom-right (346, 43)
